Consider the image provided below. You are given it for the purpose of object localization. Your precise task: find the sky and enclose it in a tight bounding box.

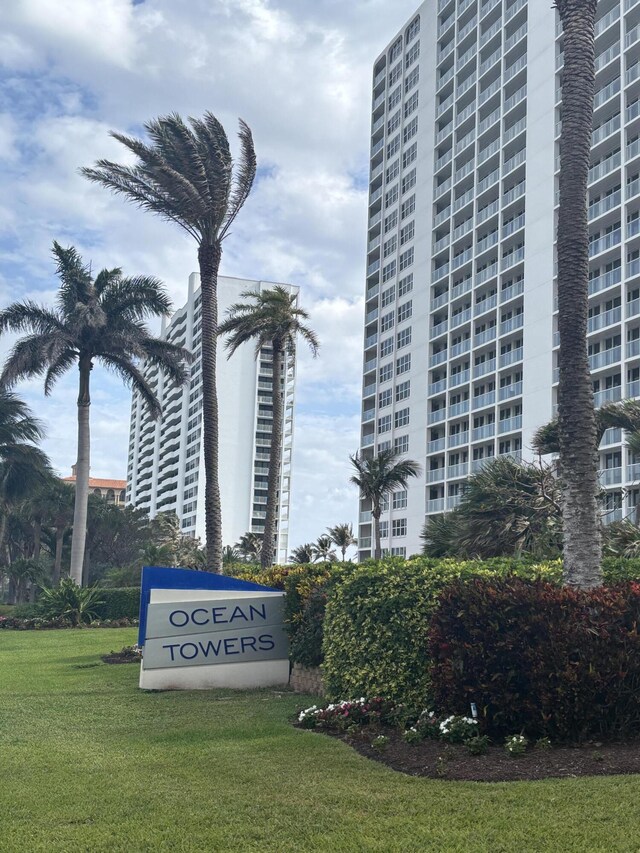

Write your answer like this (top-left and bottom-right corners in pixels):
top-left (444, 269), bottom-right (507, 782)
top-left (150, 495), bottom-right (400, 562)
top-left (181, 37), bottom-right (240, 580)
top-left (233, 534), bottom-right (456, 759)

top-left (0, 0), bottom-right (421, 550)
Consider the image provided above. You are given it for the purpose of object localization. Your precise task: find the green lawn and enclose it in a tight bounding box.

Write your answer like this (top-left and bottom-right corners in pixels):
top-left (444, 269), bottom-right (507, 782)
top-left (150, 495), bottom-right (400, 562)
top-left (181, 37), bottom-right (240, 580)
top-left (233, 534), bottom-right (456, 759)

top-left (1, 631), bottom-right (640, 852)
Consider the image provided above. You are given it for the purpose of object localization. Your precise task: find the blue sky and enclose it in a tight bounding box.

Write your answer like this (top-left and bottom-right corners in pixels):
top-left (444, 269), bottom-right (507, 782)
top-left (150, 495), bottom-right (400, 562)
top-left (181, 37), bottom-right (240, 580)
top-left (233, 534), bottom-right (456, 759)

top-left (0, 0), bottom-right (419, 548)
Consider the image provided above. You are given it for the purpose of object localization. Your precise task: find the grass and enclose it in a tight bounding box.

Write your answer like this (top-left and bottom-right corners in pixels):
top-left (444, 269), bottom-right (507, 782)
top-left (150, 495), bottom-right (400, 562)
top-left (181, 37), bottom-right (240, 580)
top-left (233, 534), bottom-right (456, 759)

top-left (1, 631), bottom-right (640, 852)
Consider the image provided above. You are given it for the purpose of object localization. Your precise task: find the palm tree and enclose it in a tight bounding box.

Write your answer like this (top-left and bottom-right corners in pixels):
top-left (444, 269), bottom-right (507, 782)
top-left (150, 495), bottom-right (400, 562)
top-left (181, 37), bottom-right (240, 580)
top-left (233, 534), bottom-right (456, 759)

top-left (289, 543), bottom-right (315, 564)
top-left (235, 531), bottom-right (262, 563)
top-left (327, 522), bottom-right (356, 561)
top-left (222, 545), bottom-right (241, 566)
top-left (349, 449), bottom-right (421, 560)
top-left (0, 391), bottom-right (51, 564)
top-left (555, 0), bottom-right (601, 588)
top-left (219, 286), bottom-right (319, 569)
top-left (313, 535), bottom-right (337, 563)
top-left (82, 112), bottom-right (257, 573)
top-left (0, 243), bottom-right (191, 584)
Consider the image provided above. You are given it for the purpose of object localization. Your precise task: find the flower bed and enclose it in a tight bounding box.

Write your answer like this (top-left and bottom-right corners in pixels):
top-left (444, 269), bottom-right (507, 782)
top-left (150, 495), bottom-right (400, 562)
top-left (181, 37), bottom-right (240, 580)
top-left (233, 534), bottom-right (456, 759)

top-left (0, 615), bottom-right (139, 630)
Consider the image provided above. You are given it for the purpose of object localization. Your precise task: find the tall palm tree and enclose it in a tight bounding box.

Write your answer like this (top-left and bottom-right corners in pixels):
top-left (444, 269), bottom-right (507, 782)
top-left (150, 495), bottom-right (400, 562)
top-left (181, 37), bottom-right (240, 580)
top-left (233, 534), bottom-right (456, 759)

top-left (0, 243), bottom-right (191, 584)
top-left (219, 286), bottom-right (319, 569)
top-left (82, 112), bottom-right (257, 573)
top-left (555, 0), bottom-right (601, 588)
top-left (349, 449), bottom-right (421, 560)
top-left (289, 543), bottom-right (315, 565)
top-left (327, 522), bottom-right (357, 561)
top-left (0, 391), bottom-right (51, 564)
top-left (313, 535), bottom-right (337, 563)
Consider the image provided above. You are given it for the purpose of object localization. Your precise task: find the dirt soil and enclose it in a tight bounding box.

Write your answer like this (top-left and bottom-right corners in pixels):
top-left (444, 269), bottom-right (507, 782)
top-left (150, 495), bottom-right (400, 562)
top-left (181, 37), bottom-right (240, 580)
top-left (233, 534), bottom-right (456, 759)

top-left (318, 728), bottom-right (640, 782)
top-left (101, 647), bottom-right (141, 665)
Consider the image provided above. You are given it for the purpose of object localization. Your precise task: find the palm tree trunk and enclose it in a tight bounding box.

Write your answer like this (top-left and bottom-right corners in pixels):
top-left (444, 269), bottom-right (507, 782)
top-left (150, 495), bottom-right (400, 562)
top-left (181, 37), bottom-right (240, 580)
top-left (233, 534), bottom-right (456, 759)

top-left (69, 357), bottom-right (91, 585)
top-left (373, 504), bottom-right (381, 560)
top-left (341, 545), bottom-right (346, 561)
top-left (261, 339), bottom-right (283, 570)
top-left (53, 527), bottom-right (64, 584)
top-left (198, 240), bottom-right (223, 573)
top-left (556, 0), bottom-right (602, 588)
top-left (33, 518), bottom-right (41, 561)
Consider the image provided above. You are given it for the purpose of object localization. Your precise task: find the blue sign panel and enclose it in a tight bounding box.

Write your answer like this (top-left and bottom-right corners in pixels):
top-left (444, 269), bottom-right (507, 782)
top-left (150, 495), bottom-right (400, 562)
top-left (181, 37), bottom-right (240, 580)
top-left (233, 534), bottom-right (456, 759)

top-left (138, 566), bottom-right (280, 647)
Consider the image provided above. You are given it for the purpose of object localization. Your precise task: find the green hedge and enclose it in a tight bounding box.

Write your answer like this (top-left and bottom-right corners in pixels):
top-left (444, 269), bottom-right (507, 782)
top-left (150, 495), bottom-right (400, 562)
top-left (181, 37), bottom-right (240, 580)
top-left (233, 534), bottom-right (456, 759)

top-left (321, 556), bottom-right (640, 708)
top-left (94, 587), bottom-right (140, 620)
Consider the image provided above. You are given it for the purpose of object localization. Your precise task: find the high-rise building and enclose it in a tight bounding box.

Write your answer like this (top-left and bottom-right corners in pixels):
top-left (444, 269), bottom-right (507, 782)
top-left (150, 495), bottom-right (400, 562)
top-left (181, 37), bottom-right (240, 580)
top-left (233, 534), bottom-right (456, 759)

top-left (358, 0), bottom-right (640, 559)
top-left (127, 274), bottom-right (298, 563)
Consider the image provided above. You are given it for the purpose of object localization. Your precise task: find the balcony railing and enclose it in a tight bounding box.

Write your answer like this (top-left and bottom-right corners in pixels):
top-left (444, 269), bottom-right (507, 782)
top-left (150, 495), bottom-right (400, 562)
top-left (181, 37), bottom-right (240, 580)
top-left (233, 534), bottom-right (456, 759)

top-left (498, 415), bottom-right (522, 434)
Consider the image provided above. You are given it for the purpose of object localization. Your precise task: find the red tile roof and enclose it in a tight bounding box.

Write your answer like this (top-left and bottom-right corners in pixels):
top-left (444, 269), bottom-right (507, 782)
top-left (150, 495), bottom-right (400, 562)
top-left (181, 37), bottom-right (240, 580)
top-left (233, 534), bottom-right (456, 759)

top-left (63, 476), bottom-right (126, 490)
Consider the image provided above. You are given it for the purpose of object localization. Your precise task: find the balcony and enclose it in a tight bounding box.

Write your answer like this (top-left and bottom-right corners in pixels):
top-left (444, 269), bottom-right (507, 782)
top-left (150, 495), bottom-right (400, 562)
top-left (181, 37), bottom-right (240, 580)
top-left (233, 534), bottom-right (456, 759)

top-left (447, 462), bottom-right (469, 479)
top-left (428, 437), bottom-right (446, 453)
top-left (498, 381), bottom-right (523, 401)
top-left (473, 390), bottom-right (496, 409)
top-left (499, 347), bottom-right (523, 367)
top-left (427, 468), bottom-right (446, 483)
top-left (589, 228), bottom-right (621, 258)
top-left (451, 307), bottom-right (472, 328)
top-left (450, 369), bottom-right (471, 387)
top-left (451, 338), bottom-right (472, 358)
top-left (588, 346), bottom-right (621, 370)
top-left (600, 467), bottom-right (622, 486)
top-left (501, 280), bottom-right (524, 302)
top-left (594, 386), bottom-right (623, 406)
top-left (429, 379), bottom-right (447, 395)
top-left (588, 266), bottom-right (622, 295)
top-left (427, 498), bottom-right (446, 513)
top-left (430, 349), bottom-right (448, 367)
top-left (498, 415), bottom-right (522, 434)
top-left (428, 409), bottom-right (447, 424)
top-left (449, 399), bottom-right (470, 417)
top-left (449, 431), bottom-right (470, 447)
top-left (500, 314), bottom-right (524, 335)
top-left (472, 423), bottom-right (495, 440)
top-left (474, 326), bottom-right (497, 344)
top-left (474, 358), bottom-right (497, 377)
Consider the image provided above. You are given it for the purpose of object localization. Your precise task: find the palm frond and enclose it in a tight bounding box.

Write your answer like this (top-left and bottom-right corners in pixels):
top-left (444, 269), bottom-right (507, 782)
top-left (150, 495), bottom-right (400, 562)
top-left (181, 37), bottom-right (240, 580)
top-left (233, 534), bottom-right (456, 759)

top-left (220, 119), bottom-right (257, 240)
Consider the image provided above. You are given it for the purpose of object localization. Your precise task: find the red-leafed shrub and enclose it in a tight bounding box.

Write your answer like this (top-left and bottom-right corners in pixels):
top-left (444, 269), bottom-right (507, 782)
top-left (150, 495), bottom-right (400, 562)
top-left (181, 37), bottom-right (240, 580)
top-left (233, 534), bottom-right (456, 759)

top-left (428, 577), bottom-right (640, 741)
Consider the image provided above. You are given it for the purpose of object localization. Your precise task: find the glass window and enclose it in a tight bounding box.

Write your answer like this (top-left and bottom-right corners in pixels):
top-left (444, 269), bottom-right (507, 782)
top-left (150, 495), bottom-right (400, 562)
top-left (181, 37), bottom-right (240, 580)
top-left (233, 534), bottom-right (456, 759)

top-left (394, 434), bottom-right (409, 453)
top-left (402, 143), bottom-right (418, 169)
top-left (392, 518), bottom-right (407, 536)
top-left (378, 414), bottom-right (392, 433)
top-left (396, 353), bottom-right (411, 374)
top-left (392, 490), bottom-right (408, 509)
top-left (379, 363), bottom-right (393, 383)
top-left (401, 195), bottom-right (416, 219)
top-left (395, 407), bottom-right (410, 427)
top-left (397, 327), bottom-right (412, 349)
top-left (397, 300), bottom-right (413, 323)
top-left (398, 273), bottom-right (413, 296)
top-left (395, 380), bottom-right (410, 401)
top-left (379, 388), bottom-right (392, 408)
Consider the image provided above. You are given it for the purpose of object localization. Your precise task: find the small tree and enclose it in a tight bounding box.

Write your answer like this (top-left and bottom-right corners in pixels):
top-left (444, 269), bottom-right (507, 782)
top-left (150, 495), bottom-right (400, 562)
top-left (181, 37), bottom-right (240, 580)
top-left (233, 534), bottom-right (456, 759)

top-left (349, 450), bottom-right (421, 560)
top-left (313, 535), bottom-right (337, 563)
top-left (289, 543), bottom-right (315, 564)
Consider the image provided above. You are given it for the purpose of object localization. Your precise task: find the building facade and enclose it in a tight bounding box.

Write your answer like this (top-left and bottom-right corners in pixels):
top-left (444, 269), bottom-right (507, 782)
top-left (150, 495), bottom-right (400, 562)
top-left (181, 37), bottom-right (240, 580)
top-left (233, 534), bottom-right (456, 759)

top-left (127, 274), bottom-right (297, 563)
top-left (62, 467), bottom-right (127, 507)
top-left (358, 0), bottom-right (640, 559)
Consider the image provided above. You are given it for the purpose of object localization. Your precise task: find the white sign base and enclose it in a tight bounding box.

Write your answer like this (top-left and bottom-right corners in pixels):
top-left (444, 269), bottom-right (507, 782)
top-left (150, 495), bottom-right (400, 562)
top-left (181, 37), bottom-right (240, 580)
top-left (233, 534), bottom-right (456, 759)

top-left (139, 658), bottom-right (290, 691)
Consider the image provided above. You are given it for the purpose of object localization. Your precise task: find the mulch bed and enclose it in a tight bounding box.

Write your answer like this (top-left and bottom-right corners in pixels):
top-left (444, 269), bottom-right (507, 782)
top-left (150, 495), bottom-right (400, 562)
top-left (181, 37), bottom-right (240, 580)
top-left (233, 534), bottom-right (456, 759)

top-left (315, 728), bottom-right (640, 782)
top-left (101, 647), bottom-right (141, 665)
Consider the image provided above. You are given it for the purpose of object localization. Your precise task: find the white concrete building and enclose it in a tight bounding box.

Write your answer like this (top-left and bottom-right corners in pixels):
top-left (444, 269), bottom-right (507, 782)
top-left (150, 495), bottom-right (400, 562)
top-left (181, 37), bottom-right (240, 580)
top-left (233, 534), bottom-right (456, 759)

top-left (358, 0), bottom-right (640, 559)
top-left (127, 274), bottom-right (297, 563)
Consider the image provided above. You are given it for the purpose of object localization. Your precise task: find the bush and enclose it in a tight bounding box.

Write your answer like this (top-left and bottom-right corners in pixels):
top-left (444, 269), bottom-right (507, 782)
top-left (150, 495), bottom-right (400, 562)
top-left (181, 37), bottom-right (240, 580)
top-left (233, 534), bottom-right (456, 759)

top-left (94, 587), bottom-right (140, 620)
top-left (428, 577), bottom-right (640, 741)
top-left (39, 579), bottom-right (105, 625)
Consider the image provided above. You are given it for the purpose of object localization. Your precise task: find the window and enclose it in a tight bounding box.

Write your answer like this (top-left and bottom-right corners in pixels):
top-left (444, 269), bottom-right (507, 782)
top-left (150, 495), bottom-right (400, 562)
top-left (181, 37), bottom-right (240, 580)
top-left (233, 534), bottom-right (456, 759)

top-left (386, 160), bottom-right (399, 183)
top-left (380, 311), bottom-right (395, 332)
top-left (402, 169), bottom-right (417, 194)
top-left (405, 41), bottom-right (420, 68)
top-left (405, 66), bottom-right (419, 93)
top-left (401, 195), bottom-right (416, 219)
top-left (396, 353), bottom-right (411, 374)
top-left (391, 546), bottom-right (407, 557)
top-left (402, 142), bottom-right (418, 169)
top-left (380, 337), bottom-right (394, 357)
top-left (382, 260), bottom-right (397, 282)
top-left (383, 235), bottom-right (397, 258)
top-left (394, 434), bottom-right (409, 454)
top-left (378, 440), bottom-right (391, 452)
top-left (379, 363), bottom-right (393, 383)
top-left (384, 210), bottom-right (398, 233)
top-left (381, 285), bottom-right (395, 307)
top-left (398, 273), bottom-right (413, 296)
top-left (389, 62), bottom-right (402, 86)
top-left (395, 380), bottom-right (410, 401)
top-left (388, 87), bottom-right (402, 111)
top-left (403, 117), bottom-right (418, 142)
top-left (379, 520), bottom-right (389, 539)
top-left (397, 327), bottom-right (412, 349)
top-left (378, 414), bottom-right (392, 433)
top-left (399, 248), bottom-right (414, 271)
top-left (387, 111), bottom-right (401, 134)
top-left (389, 38), bottom-right (403, 63)
top-left (397, 300), bottom-right (413, 323)
top-left (400, 222), bottom-right (415, 245)
top-left (406, 16), bottom-right (420, 43)
top-left (387, 135), bottom-right (400, 159)
top-left (404, 91), bottom-right (419, 118)
top-left (393, 490), bottom-right (408, 509)
top-left (385, 185), bottom-right (399, 207)
top-left (395, 407), bottom-right (410, 427)
top-left (379, 388), bottom-right (392, 408)
top-left (392, 518), bottom-right (407, 536)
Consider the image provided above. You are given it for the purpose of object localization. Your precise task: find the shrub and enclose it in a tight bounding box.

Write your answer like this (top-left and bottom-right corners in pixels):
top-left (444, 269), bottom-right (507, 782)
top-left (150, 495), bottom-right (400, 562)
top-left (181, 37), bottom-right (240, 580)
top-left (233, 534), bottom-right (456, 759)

top-left (94, 587), bottom-right (140, 620)
top-left (428, 577), bottom-right (640, 741)
top-left (438, 715), bottom-right (479, 743)
top-left (38, 579), bottom-right (104, 626)
top-left (505, 735), bottom-right (528, 757)
top-left (466, 735), bottom-right (490, 756)
top-left (297, 697), bottom-right (404, 730)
